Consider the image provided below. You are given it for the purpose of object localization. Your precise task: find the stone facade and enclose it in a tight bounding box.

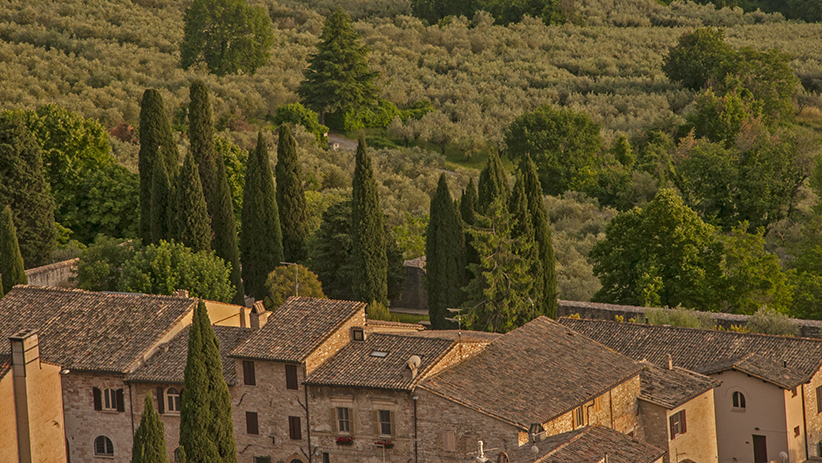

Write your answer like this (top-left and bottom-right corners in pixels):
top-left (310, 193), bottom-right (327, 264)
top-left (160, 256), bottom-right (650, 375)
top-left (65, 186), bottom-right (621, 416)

top-left (305, 311), bottom-right (366, 374)
top-left (804, 367), bottom-right (822, 458)
top-left (130, 383), bottom-right (184, 462)
top-left (24, 258), bottom-right (78, 288)
top-left (640, 390), bottom-right (718, 463)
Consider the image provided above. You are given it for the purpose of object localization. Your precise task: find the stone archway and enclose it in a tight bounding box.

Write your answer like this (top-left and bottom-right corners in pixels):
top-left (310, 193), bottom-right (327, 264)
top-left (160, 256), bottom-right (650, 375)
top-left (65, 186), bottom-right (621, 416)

top-left (285, 453), bottom-right (307, 463)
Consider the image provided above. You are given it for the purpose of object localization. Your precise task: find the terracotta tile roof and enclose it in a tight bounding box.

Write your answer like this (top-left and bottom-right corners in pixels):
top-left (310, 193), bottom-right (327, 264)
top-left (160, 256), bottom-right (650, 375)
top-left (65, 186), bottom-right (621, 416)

top-left (127, 325), bottom-right (252, 385)
top-left (0, 286), bottom-right (197, 373)
top-left (0, 354), bottom-right (10, 380)
top-left (305, 333), bottom-right (457, 390)
top-left (403, 330), bottom-right (502, 342)
top-left (365, 319), bottom-right (425, 331)
top-left (419, 317), bottom-right (642, 429)
top-left (230, 297), bottom-right (365, 363)
top-left (639, 361), bottom-right (720, 409)
top-left (559, 318), bottom-right (822, 389)
top-left (508, 425), bottom-right (665, 463)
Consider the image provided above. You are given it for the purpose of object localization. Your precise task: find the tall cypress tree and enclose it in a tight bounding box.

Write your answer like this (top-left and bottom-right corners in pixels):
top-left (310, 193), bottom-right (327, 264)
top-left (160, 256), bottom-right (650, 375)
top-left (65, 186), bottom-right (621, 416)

top-left (131, 392), bottom-right (168, 463)
top-left (477, 150), bottom-right (509, 214)
top-left (523, 154), bottom-right (557, 318)
top-left (426, 174), bottom-right (464, 329)
top-left (213, 154), bottom-right (245, 305)
top-left (176, 152), bottom-right (211, 252)
top-left (0, 205), bottom-right (27, 294)
top-left (189, 80), bottom-right (219, 220)
top-left (509, 174), bottom-right (541, 324)
top-left (198, 301), bottom-right (237, 462)
top-left (179, 303), bottom-right (219, 462)
top-left (241, 132), bottom-right (283, 300)
top-left (139, 89), bottom-right (179, 243)
top-left (150, 159), bottom-right (172, 245)
top-left (351, 135), bottom-right (387, 305)
top-left (460, 178), bottom-right (479, 283)
top-left (276, 125), bottom-right (309, 263)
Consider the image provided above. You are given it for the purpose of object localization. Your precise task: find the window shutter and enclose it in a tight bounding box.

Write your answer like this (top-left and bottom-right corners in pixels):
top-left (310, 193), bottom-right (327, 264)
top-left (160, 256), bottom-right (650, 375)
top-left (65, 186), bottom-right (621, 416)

top-left (93, 387), bottom-right (102, 411)
top-left (244, 361), bottom-right (256, 386)
top-left (817, 386), bottom-right (822, 413)
top-left (390, 411), bottom-right (396, 437)
top-left (157, 387), bottom-right (165, 414)
top-left (116, 389), bottom-right (125, 412)
top-left (669, 415), bottom-right (676, 440)
top-left (289, 416), bottom-right (302, 440)
top-left (330, 408), bottom-right (337, 433)
top-left (373, 410), bottom-right (380, 436)
top-left (680, 411), bottom-right (687, 434)
top-left (286, 365), bottom-right (298, 390)
top-left (246, 411), bottom-right (259, 435)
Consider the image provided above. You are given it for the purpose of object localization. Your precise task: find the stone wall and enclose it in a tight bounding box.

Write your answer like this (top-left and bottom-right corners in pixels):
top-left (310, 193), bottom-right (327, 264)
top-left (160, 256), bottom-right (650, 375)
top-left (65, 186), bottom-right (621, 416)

top-left (130, 383), bottom-right (183, 463)
top-left (305, 310), bottom-right (366, 375)
top-left (391, 258), bottom-right (427, 311)
top-left (804, 368), bottom-right (822, 458)
top-left (558, 300), bottom-right (822, 338)
top-left (24, 259), bottom-right (78, 288)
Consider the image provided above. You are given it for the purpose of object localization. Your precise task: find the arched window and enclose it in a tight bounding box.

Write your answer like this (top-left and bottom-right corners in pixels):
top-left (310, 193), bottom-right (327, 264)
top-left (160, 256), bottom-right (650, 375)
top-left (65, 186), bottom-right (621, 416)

top-left (166, 387), bottom-right (181, 413)
top-left (732, 391), bottom-right (746, 410)
top-left (94, 436), bottom-right (114, 456)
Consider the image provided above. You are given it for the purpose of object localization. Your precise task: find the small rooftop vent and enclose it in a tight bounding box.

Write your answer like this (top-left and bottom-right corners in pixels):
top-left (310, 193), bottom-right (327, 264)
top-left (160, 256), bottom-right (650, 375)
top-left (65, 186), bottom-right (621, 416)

top-left (403, 355), bottom-right (422, 380)
top-left (351, 327), bottom-right (365, 342)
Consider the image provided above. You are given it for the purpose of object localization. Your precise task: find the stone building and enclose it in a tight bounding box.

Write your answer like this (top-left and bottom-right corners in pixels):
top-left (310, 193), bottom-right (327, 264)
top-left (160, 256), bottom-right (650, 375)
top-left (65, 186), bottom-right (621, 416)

top-left (507, 424), bottom-right (666, 463)
top-left (561, 318), bottom-right (822, 463)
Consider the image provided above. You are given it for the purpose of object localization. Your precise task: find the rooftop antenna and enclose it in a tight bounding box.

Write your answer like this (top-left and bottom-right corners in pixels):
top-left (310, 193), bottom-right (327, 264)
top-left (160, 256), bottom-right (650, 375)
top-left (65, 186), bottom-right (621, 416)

top-left (280, 262), bottom-right (299, 297)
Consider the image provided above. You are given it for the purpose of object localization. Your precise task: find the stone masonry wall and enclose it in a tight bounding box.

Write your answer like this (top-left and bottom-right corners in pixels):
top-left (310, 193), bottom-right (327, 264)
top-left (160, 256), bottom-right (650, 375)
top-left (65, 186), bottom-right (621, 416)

top-left (305, 310), bottom-right (366, 375)
top-left (24, 259), bottom-right (78, 288)
top-left (804, 367), bottom-right (822, 458)
top-left (62, 373), bottom-right (133, 463)
top-left (130, 383), bottom-right (184, 463)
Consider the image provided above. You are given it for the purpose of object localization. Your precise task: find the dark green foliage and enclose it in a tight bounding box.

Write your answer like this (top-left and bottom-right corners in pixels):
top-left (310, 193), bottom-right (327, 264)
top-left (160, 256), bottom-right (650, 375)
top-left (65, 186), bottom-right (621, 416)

top-left (426, 174), bottom-right (465, 329)
top-left (612, 135), bottom-right (635, 168)
top-left (273, 103), bottom-right (329, 143)
top-left (139, 89), bottom-right (179, 243)
top-left (503, 104), bottom-right (603, 196)
top-left (179, 302), bottom-right (219, 462)
top-left (175, 447), bottom-right (186, 463)
top-left (460, 178), bottom-right (480, 282)
top-left (176, 153), bottom-right (211, 252)
top-left (0, 206), bottom-right (27, 294)
top-left (0, 112), bottom-right (56, 268)
top-left (351, 135), bottom-right (388, 305)
top-left (663, 27), bottom-right (735, 91)
top-left (240, 132), bottom-right (283, 300)
top-left (181, 0), bottom-right (274, 76)
top-left (591, 189), bottom-right (723, 310)
top-left (480, 0), bottom-right (573, 25)
top-left (131, 392), bottom-right (168, 463)
top-left (189, 80), bottom-right (218, 205)
top-left (264, 264), bottom-right (326, 309)
top-left (119, 240), bottom-right (236, 302)
top-left (463, 197), bottom-right (533, 333)
top-left (75, 236), bottom-right (140, 292)
top-left (276, 125), bottom-right (309, 263)
top-left (212, 155), bottom-right (244, 305)
top-left (309, 200), bottom-right (355, 300)
top-left (509, 175), bottom-right (539, 322)
top-left (150, 158), bottom-right (172, 244)
top-left (477, 151), bottom-right (509, 214)
top-left (297, 7), bottom-right (380, 121)
top-left (411, 0), bottom-right (475, 24)
top-left (522, 155), bottom-right (556, 318)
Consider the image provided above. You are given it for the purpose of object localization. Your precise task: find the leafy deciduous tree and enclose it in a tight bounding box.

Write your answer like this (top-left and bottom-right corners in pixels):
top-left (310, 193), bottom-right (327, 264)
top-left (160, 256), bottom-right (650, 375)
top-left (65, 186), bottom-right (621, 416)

top-left (75, 236), bottom-right (140, 292)
top-left (263, 264), bottom-right (326, 310)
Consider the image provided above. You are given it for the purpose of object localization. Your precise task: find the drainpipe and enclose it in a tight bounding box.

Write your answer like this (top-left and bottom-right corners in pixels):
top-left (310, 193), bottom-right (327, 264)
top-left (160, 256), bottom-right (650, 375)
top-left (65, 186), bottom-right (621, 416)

top-left (128, 382), bottom-right (135, 440)
top-left (413, 393), bottom-right (419, 463)
top-left (305, 376), bottom-right (312, 463)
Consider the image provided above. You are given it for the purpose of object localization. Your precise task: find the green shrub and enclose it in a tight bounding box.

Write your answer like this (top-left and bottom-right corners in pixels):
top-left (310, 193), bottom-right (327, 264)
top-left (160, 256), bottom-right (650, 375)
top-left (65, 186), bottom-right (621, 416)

top-left (646, 307), bottom-right (715, 329)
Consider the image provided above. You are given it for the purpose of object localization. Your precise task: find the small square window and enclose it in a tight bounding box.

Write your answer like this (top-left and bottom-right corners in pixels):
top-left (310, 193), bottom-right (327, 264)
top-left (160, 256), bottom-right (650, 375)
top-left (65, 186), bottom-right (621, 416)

top-left (352, 328), bottom-right (364, 341)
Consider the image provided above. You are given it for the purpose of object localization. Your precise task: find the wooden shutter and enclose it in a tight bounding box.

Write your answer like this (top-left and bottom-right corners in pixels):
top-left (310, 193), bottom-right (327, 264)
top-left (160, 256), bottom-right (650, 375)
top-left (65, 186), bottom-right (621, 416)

top-left (116, 389), bottom-right (125, 412)
top-left (373, 410), bottom-right (380, 436)
top-left (680, 410), bottom-right (687, 434)
top-left (286, 365), bottom-right (298, 390)
top-left (390, 411), bottom-right (396, 437)
top-left (330, 408), bottom-right (337, 433)
top-left (93, 387), bottom-right (102, 411)
top-left (246, 411), bottom-right (259, 435)
top-left (157, 387), bottom-right (165, 414)
top-left (669, 414), bottom-right (676, 440)
top-left (243, 361), bottom-right (256, 386)
top-left (289, 416), bottom-right (302, 440)
top-left (817, 386), bottom-right (822, 413)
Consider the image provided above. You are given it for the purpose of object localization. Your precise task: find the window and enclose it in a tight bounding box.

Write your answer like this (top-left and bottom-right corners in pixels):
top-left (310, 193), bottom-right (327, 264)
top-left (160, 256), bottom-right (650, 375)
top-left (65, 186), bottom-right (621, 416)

top-left (443, 430), bottom-right (456, 452)
top-left (352, 327), bottom-right (364, 341)
top-left (93, 387), bottom-right (124, 412)
top-left (243, 361), bottom-right (256, 386)
top-left (94, 436), bottom-right (114, 456)
top-left (378, 410), bottom-right (392, 435)
top-left (246, 411), bottom-right (259, 435)
top-left (166, 388), bottom-right (181, 413)
top-left (253, 457), bottom-right (272, 463)
top-left (795, 426), bottom-right (801, 437)
top-left (289, 416), bottom-right (302, 440)
top-left (669, 410), bottom-right (687, 439)
top-left (337, 407), bottom-right (351, 433)
top-left (104, 388), bottom-right (118, 410)
top-left (732, 391), bottom-right (746, 410)
top-left (818, 385), bottom-right (822, 414)
top-left (285, 365), bottom-right (298, 390)
top-left (572, 406), bottom-right (586, 428)
top-left (322, 453), bottom-right (330, 463)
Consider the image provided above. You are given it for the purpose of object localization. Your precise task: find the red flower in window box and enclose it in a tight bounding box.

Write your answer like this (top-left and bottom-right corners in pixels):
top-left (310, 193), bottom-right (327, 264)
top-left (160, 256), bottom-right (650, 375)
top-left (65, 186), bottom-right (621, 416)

top-left (375, 440), bottom-right (394, 449)
top-left (336, 436), bottom-right (354, 446)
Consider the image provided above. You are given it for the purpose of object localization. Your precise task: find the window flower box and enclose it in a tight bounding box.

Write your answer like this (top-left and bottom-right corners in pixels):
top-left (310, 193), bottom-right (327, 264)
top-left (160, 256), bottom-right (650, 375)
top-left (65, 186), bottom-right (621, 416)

top-left (375, 440), bottom-right (394, 449)
top-left (336, 436), bottom-right (354, 446)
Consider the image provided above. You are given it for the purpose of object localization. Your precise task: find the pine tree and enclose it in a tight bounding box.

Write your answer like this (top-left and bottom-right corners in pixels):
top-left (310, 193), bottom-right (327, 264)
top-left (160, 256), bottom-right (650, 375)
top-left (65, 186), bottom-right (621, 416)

top-left (240, 132), bottom-right (283, 300)
top-left (139, 89), bottom-right (179, 243)
top-left (197, 301), bottom-right (237, 463)
top-left (509, 174), bottom-right (541, 325)
top-left (179, 303), bottom-right (220, 461)
top-left (297, 7), bottom-right (379, 123)
top-left (351, 135), bottom-right (388, 305)
top-left (522, 154), bottom-right (557, 318)
top-left (460, 178), bottom-right (479, 283)
top-left (0, 205), bottom-right (27, 294)
top-left (176, 152), bottom-right (211, 252)
top-left (150, 159), bottom-right (172, 244)
top-left (426, 174), bottom-right (465, 329)
top-left (131, 392), bottom-right (168, 463)
top-left (0, 112), bottom-right (56, 268)
top-left (276, 125), bottom-right (309, 263)
top-left (214, 155), bottom-right (245, 305)
top-left (477, 150), bottom-right (509, 214)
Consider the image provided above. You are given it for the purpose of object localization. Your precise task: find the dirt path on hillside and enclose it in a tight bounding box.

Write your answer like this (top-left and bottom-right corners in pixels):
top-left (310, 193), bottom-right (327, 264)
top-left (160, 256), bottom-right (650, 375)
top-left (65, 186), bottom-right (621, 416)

top-left (327, 132), bottom-right (358, 151)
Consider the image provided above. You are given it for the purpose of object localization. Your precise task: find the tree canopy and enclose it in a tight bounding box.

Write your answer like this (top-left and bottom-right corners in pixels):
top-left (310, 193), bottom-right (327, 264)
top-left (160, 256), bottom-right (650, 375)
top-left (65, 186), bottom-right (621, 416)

top-left (264, 264), bottom-right (326, 310)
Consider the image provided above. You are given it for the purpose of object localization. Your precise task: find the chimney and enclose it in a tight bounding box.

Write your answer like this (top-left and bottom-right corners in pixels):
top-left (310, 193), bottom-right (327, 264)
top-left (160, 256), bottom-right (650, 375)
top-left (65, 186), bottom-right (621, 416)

top-left (173, 289), bottom-right (190, 298)
top-left (10, 329), bottom-right (40, 463)
top-left (402, 355), bottom-right (422, 381)
top-left (666, 353), bottom-right (673, 370)
top-left (250, 301), bottom-right (270, 329)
